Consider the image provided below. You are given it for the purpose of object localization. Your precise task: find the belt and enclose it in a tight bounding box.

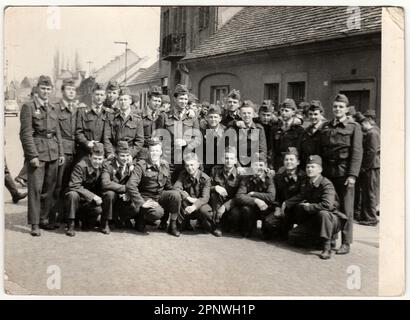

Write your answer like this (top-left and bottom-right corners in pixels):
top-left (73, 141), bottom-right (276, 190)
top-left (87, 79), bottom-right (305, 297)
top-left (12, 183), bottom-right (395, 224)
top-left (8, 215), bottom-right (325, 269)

top-left (34, 132), bottom-right (56, 139)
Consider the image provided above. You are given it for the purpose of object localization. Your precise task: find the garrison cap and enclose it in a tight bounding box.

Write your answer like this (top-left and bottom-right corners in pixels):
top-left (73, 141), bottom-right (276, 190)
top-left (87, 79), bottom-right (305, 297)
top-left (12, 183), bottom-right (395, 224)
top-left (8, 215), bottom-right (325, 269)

top-left (224, 146), bottom-right (237, 155)
top-left (259, 100), bottom-right (274, 113)
top-left (281, 98), bottom-right (297, 110)
top-left (161, 95), bottom-right (171, 103)
top-left (307, 155), bottom-right (322, 167)
top-left (207, 104), bottom-right (222, 115)
top-left (37, 75), bottom-right (53, 87)
top-left (363, 109), bottom-right (376, 119)
top-left (90, 142), bottom-right (105, 156)
top-left (92, 82), bottom-right (105, 92)
top-left (239, 100), bottom-right (256, 111)
top-left (334, 93), bottom-right (349, 105)
top-left (148, 85), bottom-right (163, 97)
top-left (119, 87), bottom-right (132, 97)
top-left (354, 112), bottom-right (366, 123)
top-left (116, 141), bottom-right (130, 154)
top-left (62, 78), bottom-right (76, 88)
top-left (284, 147), bottom-right (299, 158)
top-left (227, 89), bottom-right (241, 101)
top-left (106, 80), bottom-right (120, 91)
top-left (147, 137), bottom-right (162, 147)
top-left (308, 100), bottom-right (324, 113)
top-left (173, 84), bottom-right (189, 97)
top-left (188, 92), bottom-right (199, 104)
top-left (298, 101), bottom-right (310, 110)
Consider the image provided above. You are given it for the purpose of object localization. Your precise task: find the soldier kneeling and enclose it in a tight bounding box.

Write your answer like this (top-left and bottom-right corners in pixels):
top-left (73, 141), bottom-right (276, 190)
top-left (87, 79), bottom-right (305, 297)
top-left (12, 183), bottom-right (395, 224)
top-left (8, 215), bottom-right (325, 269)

top-left (282, 155), bottom-right (346, 260)
top-left (64, 143), bottom-right (105, 237)
top-left (101, 141), bottom-right (136, 234)
top-left (127, 139), bottom-right (181, 236)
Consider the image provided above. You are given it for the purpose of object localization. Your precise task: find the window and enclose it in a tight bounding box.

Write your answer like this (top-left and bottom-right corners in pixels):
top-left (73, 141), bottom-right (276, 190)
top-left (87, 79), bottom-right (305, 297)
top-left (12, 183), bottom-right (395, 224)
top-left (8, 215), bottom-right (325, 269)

top-left (340, 90), bottom-right (370, 112)
top-left (264, 83), bottom-right (279, 106)
top-left (287, 81), bottom-right (306, 105)
top-left (198, 7), bottom-right (210, 30)
top-left (211, 85), bottom-right (229, 105)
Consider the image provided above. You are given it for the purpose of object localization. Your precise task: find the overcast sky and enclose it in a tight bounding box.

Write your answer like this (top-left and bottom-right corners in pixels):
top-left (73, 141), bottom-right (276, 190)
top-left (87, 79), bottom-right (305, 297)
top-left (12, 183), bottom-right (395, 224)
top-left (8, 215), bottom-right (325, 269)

top-left (4, 6), bottom-right (160, 82)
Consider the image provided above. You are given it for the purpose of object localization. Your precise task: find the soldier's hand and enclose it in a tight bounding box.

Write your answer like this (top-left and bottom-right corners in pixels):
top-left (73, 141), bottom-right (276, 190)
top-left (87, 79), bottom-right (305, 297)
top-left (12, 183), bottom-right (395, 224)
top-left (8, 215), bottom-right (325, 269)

top-left (255, 199), bottom-right (268, 211)
top-left (185, 205), bottom-right (196, 215)
top-left (93, 195), bottom-right (102, 206)
top-left (274, 206), bottom-right (283, 218)
top-left (58, 156), bottom-right (65, 166)
top-left (29, 157), bottom-right (40, 168)
top-left (236, 120), bottom-right (246, 129)
top-left (87, 141), bottom-right (95, 148)
top-left (345, 176), bottom-right (356, 188)
top-left (215, 186), bottom-right (228, 197)
top-left (122, 193), bottom-right (130, 202)
top-left (186, 197), bottom-right (197, 204)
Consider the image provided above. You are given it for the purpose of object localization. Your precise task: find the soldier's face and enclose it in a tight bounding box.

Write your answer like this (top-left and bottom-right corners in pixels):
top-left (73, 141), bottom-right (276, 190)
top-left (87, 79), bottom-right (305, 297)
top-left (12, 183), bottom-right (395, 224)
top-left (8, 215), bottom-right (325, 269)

top-left (107, 90), bottom-right (119, 102)
top-left (227, 98), bottom-right (239, 111)
top-left (93, 90), bottom-right (106, 105)
top-left (308, 110), bottom-right (322, 125)
top-left (37, 85), bottom-right (52, 100)
top-left (184, 160), bottom-right (200, 176)
top-left (251, 161), bottom-right (266, 175)
top-left (280, 107), bottom-right (295, 121)
top-left (361, 120), bottom-right (372, 131)
top-left (149, 96), bottom-right (162, 111)
top-left (161, 102), bottom-right (171, 113)
top-left (306, 163), bottom-right (322, 178)
top-left (118, 152), bottom-right (130, 165)
top-left (149, 145), bottom-right (163, 162)
top-left (119, 95), bottom-right (132, 110)
top-left (224, 152), bottom-right (237, 168)
top-left (332, 102), bottom-right (348, 119)
top-left (284, 154), bottom-right (299, 171)
top-left (90, 154), bottom-right (104, 169)
top-left (240, 107), bottom-right (254, 124)
top-left (62, 86), bottom-right (76, 101)
top-left (175, 94), bottom-right (188, 110)
top-left (206, 113), bottom-right (221, 128)
top-left (259, 111), bottom-right (273, 125)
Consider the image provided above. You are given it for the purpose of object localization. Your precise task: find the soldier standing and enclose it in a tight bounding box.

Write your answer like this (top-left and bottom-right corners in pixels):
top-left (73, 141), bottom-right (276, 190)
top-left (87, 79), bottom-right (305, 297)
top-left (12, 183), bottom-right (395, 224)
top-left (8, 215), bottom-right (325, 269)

top-left (75, 82), bottom-right (113, 161)
top-left (320, 94), bottom-right (363, 254)
top-left (221, 89), bottom-right (241, 127)
top-left (64, 143), bottom-right (105, 237)
top-left (19, 75), bottom-right (65, 236)
top-left (126, 139), bottom-right (181, 236)
top-left (103, 80), bottom-right (121, 112)
top-left (104, 87), bottom-right (144, 160)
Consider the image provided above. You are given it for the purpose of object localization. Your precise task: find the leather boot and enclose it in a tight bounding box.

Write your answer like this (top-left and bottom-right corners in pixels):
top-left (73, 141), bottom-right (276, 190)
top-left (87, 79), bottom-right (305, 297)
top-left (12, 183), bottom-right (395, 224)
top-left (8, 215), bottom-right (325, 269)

top-left (66, 220), bottom-right (75, 237)
top-left (319, 242), bottom-right (332, 260)
top-left (167, 220), bottom-right (180, 237)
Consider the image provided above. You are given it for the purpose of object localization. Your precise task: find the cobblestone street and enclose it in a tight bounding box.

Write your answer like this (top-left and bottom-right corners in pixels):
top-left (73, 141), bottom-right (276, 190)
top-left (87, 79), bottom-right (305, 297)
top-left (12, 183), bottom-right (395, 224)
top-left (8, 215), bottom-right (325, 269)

top-left (3, 116), bottom-right (379, 296)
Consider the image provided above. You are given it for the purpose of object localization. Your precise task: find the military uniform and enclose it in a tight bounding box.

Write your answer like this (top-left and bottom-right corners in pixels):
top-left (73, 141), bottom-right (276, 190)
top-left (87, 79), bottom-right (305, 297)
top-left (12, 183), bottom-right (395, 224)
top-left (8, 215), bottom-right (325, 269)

top-left (126, 158), bottom-right (181, 230)
top-left (104, 111), bottom-right (144, 159)
top-left (320, 117), bottom-right (363, 245)
top-left (221, 109), bottom-right (241, 127)
top-left (299, 121), bottom-right (325, 168)
top-left (272, 118), bottom-right (304, 170)
top-left (65, 157), bottom-right (103, 228)
top-left (231, 169), bottom-right (276, 237)
top-left (51, 99), bottom-right (80, 222)
top-left (201, 123), bottom-right (227, 174)
top-left (75, 105), bottom-right (113, 160)
top-left (140, 108), bottom-right (165, 158)
top-left (360, 125), bottom-right (380, 223)
top-left (101, 158), bottom-right (136, 228)
top-left (173, 169), bottom-right (213, 232)
top-left (20, 92), bottom-right (63, 228)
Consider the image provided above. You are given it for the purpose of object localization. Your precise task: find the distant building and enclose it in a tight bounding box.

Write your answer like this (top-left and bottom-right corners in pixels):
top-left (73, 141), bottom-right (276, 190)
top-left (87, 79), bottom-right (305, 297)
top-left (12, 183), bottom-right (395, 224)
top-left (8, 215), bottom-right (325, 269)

top-left (159, 6), bottom-right (243, 94)
top-left (182, 6), bottom-right (382, 123)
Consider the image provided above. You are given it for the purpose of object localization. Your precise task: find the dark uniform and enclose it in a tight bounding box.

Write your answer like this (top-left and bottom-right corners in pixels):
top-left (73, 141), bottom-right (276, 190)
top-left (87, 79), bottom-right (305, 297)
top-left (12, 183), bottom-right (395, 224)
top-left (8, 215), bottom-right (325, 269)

top-left (104, 111), bottom-right (144, 159)
top-left (221, 109), bottom-right (241, 127)
top-left (65, 157), bottom-right (103, 228)
top-left (101, 157), bottom-right (136, 229)
top-left (209, 164), bottom-right (241, 229)
top-left (201, 123), bottom-right (227, 174)
top-left (299, 121), bottom-right (325, 168)
top-left (19, 83), bottom-right (64, 229)
top-left (173, 169), bottom-right (213, 232)
top-left (51, 98), bottom-right (80, 223)
top-left (75, 105), bottom-right (113, 161)
top-left (321, 117), bottom-right (363, 245)
top-left (285, 160), bottom-right (347, 259)
top-left (126, 158), bottom-right (181, 230)
top-left (140, 108), bottom-right (165, 157)
top-left (272, 118), bottom-right (304, 170)
top-left (360, 125), bottom-right (380, 223)
top-left (231, 169), bottom-right (276, 237)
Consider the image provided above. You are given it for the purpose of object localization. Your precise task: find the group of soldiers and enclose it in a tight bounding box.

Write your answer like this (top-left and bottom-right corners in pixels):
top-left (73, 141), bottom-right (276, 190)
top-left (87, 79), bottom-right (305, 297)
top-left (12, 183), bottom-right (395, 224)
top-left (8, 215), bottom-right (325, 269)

top-left (12, 74), bottom-right (380, 260)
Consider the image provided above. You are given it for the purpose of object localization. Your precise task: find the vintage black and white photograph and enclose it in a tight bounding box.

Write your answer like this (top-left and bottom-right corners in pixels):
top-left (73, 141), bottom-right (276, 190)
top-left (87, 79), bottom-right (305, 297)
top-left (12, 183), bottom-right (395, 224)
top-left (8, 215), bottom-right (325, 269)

top-left (1, 5), bottom-right (404, 297)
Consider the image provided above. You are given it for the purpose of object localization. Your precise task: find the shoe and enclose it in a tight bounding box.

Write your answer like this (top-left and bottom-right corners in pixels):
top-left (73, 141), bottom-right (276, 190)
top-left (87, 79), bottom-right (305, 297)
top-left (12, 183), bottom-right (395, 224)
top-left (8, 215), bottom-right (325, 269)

top-left (158, 220), bottom-right (168, 230)
top-left (212, 227), bottom-right (222, 237)
top-left (12, 191), bottom-right (28, 203)
top-left (167, 220), bottom-right (180, 237)
top-left (358, 220), bottom-right (379, 226)
top-left (39, 222), bottom-right (56, 230)
top-left (30, 224), bottom-right (41, 236)
top-left (336, 243), bottom-right (350, 255)
top-left (319, 249), bottom-right (332, 260)
top-left (100, 221), bottom-right (110, 235)
top-left (15, 177), bottom-right (27, 188)
top-left (66, 220), bottom-right (75, 237)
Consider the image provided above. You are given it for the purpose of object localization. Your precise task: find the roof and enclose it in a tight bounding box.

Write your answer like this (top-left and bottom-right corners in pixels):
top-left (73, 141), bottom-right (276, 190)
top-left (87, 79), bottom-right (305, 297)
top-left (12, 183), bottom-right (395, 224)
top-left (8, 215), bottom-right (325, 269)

top-left (183, 6), bottom-right (382, 61)
top-left (127, 60), bottom-right (160, 86)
